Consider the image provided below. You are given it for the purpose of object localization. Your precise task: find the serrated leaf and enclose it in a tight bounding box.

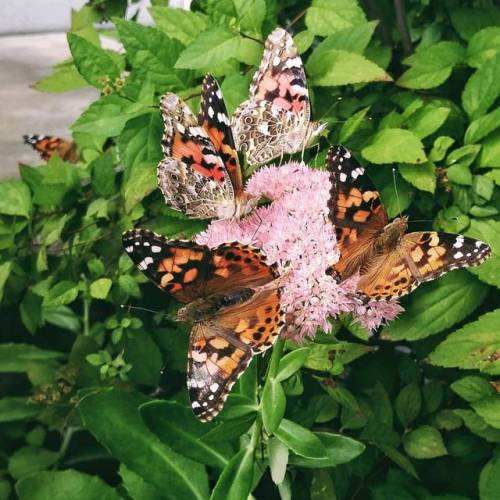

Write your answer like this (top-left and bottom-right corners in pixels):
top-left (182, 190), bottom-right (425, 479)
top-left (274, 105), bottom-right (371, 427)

top-left (403, 425), bottom-right (447, 459)
top-left (406, 106), bottom-right (450, 139)
top-left (428, 309), bottom-right (500, 375)
top-left (362, 128), bottom-right (426, 164)
top-left (451, 7), bottom-right (500, 41)
top-left (479, 457), bottom-right (500, 500)
top-left (233, 0), bottom-right (266, 34)
top-left (377, 444), bottom-right (419, 479)
top-left (305, 0), bottom-right (366, 37)
top-left (307, 49), bottom-right (391, 86)
top-left (150, 6), bottom-right (209, 45)
top-left (451, 376), bottom-right (495, 403)
top-left (67, 33), bottom-right (121, 88)
top-left (472, 397), bottom-right (500, 429)
top-left (465, 108), bottom-right (500, 144)
top-left (43, 281), bottom-right (79, 307)
top-left (399, 162), bottom-right (436, 193)
top-left (397, 42), bottom-right (465, 89)
top-left (382, 270), bottom-right (488, 341)
top-left (462, 53), bottom-right (500, 119)
top-left (89, 278), bottom-right (112, 300)
top-left (467, 27), bottom-right (500, 68)
top-left (395, 383), bottom-right (421, 428)
top-left (0, 180), bottom-right (31, 218)
top-left (122, 161), bottom-right (157, 213)
top-left (480, 129), bottom-right (500, 167)
top-left (33, 60), bottom-right (88, 93)
top-left (339, 106), bottom-right (371, 143)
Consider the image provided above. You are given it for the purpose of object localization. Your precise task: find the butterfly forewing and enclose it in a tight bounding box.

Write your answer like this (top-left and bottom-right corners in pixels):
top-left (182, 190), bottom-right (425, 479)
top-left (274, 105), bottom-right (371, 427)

top-left (24, 134), bottom-right (78, 163)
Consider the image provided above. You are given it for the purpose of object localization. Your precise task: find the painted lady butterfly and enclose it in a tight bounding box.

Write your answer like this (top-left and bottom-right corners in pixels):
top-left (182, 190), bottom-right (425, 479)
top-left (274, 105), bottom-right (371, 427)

top-left (157, 75), bottom-right (257, 220)
top-left (326, 146), bottom-right (491, 303)
top-left (23, 134), bottom-right (78, 163)
top-left (233, 27), bottom-right (326, 166)
top-left (123, 229), bottom-right (286, 421)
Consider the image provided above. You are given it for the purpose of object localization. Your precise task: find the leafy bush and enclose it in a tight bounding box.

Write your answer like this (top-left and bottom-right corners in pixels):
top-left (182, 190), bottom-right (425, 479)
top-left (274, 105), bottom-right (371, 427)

top-left (2, 0), bottom-right (500, 498)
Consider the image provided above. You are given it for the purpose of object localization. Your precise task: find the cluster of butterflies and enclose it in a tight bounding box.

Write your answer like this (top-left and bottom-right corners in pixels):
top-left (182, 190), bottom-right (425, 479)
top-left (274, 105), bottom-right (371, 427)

top-left (26, 28), bottom-right (492, 422)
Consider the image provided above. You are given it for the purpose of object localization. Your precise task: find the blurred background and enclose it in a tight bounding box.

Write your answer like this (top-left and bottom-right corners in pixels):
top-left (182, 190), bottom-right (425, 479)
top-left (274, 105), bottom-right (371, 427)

top-left (0, 0), bottom-right (187, 177)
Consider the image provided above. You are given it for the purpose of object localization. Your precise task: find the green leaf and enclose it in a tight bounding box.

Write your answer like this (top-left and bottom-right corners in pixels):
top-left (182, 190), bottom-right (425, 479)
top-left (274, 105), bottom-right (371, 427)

top-left (16, 470), bottom-right (121, 500)
top-left (115, 19), bottom-right (189, 90)
top-left (465, 108), bottom-right (500, 145)
top-left (294, 30), bottom-right (314, 54)
top-left (321, 379), bottom-right (359, 411)
top-left (0, 261), bottom-right (13, 303)
top-left (233, 0), bottom-right (266, 34)
top-left (399, 162), bottom-right (436, 194)
top-left (382, 270), bottom-right (488, 341)
top-left (119, 464), bottom-right (164, 500)
top-left (362, 128), bottom-right (426, 164)
top-left (126, 333), bottom-right (163, 386)
top-left (0, 180), bottom-right (31, 218)
top-left (288, 432), bottom-right (365, 468)
top-left (305, 0), bottom-right (366, 37)
top-left (467, 27), bottom-right (500, 68)
top-left (395, 383), bottom-right (421, 428)
top-left (451, 7), bottom-right (500, 41)
top-left (462, 53), bottom-right (500, 119)
top-left (67, 33), bottom-right (120, 88)
top-left (447, 164), bottom-right (473, 186)
top-left (0, 343), bottom-right (64, 373)
top-left (446, 144), bottom-right (481, 169)
top-left (480, 129), bottom-right (500, 167)
top-left (89, 278), bottom-right (112, 300)
top-left (0, 397), bottom-right (39, 422)
top-left (473, 176), bottom-right (494, 200)
top-left (479, 458), bottom-right (500, 500)
top-left (43, 281), bottom-right (79, 307)
top-left (72, 94), bottom-right (145, 137)
top-left (454, 409), bottom-right (500, 442)
top-left (210, 442), bottom-right (255, 500)
top-left (90, 150), bottom-right (116, 198)
top-left (450, 376), bottom-right (495, 403)
top-left (428, 309), bottom-right (500, 375)
top-left (33, 60), bottom-right (88, 93)
top-left (339, 106), bottom-right (371, 143)
top-left (315, 21), bottom-right (377, 54)
top-left (9, 446), bottom-right (59, 480)
top-left (310, 470), bottom-right (335, 499)
top-left (406, 106), bottom-right (450, 139)
top-left (119, 112), bottom-right (163, 175)
top-left (397, 42), bottom-right (465, 89)
top-left (175, 28), bottom-right (240, 69)
top-left (150, 6), bottom-right (209, 45)
top-left (307, 49), bottom-right (391, 86)
top-left (274, 419), bottom-right (327, 459)
top-left (140, 400), bottom-right (231, 468)
top-left (472, 397), bottom-right (500, 429)
top-left (261, 378), bottom-right (286, 434)
top-left (220, 73), bottom-right (252, 115)
top-left (430, 136), bottom-right (455, 162)
top-left (276, 348), bottom-right (310, 383)
top-left (268, 437), bottom-right (288, 484)
top-left (79, 389), bottom-right (209, 500)
top-left (122, 161), bottom-right (157, 213)
top-left (377, 445), bottom-right (419, 479)
top-left (403, 425), bottom-right (447, 459)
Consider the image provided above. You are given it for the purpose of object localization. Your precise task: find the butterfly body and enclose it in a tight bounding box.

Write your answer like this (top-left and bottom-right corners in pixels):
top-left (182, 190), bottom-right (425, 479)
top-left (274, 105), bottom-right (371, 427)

top-left (158, 75), bottom-right (257, 220)
top-left (327, 146), bottom-right (491, 303)
top-left (23, 134), bottom-right (78, 163)
top-left (123, 229), bottom-right (286, 421)
top-left (233, 28), bottom-right (326, 166)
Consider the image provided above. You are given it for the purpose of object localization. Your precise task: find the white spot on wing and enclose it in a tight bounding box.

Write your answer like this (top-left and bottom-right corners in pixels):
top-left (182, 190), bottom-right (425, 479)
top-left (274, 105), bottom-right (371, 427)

top-left (151, 245), bottom-right (162, 253)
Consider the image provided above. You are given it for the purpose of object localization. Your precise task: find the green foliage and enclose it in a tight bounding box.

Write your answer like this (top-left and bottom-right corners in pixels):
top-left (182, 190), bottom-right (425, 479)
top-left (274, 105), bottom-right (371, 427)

top-left (1, 0), bottom-right (500, 498)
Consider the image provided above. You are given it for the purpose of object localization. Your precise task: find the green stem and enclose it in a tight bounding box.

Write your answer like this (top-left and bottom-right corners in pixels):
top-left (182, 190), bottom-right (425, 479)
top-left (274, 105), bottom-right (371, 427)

top-left (55, 426), bottom-right (76, 469)
top-left (82, 277), bottom-right (91, 337)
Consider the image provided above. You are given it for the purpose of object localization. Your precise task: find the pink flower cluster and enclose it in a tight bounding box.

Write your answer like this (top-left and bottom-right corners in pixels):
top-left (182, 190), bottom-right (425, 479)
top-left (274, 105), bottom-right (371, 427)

top-left (196, 162), bottom-right (402, 342)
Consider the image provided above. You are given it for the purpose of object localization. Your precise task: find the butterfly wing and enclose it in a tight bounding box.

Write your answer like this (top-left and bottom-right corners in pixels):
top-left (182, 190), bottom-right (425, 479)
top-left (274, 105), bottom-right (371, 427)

top-left (158, 93), bottom-right (235, 219)
top-left (233, 28), bottom-right (317, 166)
top-left (198, 74), bottom-right (244, 196)
top-left (326, 146), bottom-right (389, 280)
top-left (356, 231), bottom-right (491, 302)
top-left (122, 228), bottom-right (212, 303)
top-left (188, 285), bottom-right (285, 421)
top-left (23, 134), bottom-right (78, 163)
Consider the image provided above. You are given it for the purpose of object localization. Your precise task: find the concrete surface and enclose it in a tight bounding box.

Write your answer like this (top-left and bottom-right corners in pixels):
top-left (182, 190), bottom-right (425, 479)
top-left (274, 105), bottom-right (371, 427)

top-left (0, 32), bottom-right (98, 178)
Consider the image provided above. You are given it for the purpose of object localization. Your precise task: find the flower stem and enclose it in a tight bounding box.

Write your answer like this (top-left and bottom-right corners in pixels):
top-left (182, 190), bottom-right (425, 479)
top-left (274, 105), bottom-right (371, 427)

top-left (267, 338), bottom-right (285, 380)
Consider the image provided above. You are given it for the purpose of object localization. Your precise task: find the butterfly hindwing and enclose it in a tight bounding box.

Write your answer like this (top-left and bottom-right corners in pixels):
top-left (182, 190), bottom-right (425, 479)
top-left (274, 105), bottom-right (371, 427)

top-left (188, 285), bottom-right (285, 421)
top-left (198, 74), bottom-right (244, 196)
top-left (158, 93), bottom-right (235, 219)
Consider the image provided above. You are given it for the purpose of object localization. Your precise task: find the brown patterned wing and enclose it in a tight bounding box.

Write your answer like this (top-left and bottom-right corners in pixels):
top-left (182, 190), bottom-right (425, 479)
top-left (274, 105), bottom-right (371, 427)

top-left (198, 74), bottom-right (244, 196)
top-left (326, 146), bottom-right (388, 280)
top-left (122, 229), bottom-right (212, 303)
top-left (188, 286), bottom-right (285, 421)
top-left (23, 134), bottom-right (78, 163)
top-left (356, 231), bottom-right (491, 303)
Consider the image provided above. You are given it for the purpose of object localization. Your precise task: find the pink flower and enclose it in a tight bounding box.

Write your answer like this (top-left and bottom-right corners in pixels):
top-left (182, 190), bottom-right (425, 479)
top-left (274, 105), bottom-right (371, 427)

top-left (195, 162), bottom-right (402, 341)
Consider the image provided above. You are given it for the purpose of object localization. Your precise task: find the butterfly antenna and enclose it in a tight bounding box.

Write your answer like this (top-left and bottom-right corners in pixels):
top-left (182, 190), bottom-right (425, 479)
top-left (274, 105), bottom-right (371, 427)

top-left (392, 167), bottom-right (402, 217)
top-left (120, 304), bottom-right (174, 320)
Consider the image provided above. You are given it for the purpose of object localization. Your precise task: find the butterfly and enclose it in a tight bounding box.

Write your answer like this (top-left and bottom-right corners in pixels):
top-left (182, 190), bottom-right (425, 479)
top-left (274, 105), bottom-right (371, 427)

top-left (157, 74), bottom-right (257, 221)
top-left (326, 145), bottom-right (491, 303)
top-left (123, 228), bottom-right (286, 421)
top-left (23, 134), bottom-right (78, 163)
top-left (232, 27), bottom-right (327, 166)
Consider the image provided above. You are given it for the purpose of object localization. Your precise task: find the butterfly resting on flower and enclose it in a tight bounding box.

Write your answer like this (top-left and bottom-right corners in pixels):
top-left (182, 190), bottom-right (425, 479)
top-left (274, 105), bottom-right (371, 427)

top-left (326, 146), bottom-right (491, 303)
top-left (123, 229), bottom-right (286, 421)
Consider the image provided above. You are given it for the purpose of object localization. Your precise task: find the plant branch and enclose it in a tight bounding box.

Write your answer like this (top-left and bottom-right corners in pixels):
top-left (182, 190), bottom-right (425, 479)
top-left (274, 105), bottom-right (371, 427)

top-left (393, 0), bottom-right (413, 55)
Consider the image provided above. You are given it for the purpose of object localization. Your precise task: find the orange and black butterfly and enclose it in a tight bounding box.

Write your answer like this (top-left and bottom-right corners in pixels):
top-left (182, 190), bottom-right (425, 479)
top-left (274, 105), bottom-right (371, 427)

top-left (23, 134), bottom-right (78, 163)
top-left (123, 229), bottom-right (285, 421)
top-left (326, 145), bottom-right (491, 303)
